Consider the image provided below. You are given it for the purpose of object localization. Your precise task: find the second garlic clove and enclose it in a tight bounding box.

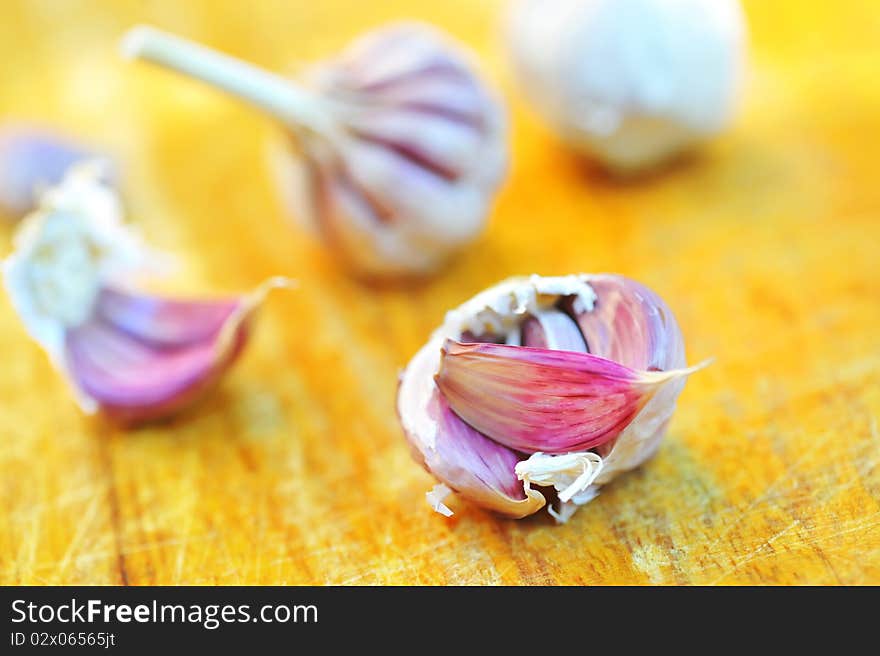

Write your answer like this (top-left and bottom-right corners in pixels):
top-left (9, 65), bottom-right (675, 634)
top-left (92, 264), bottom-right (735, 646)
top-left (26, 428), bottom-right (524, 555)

top-left (2, 164), bottom-right (292, 426)
top-left (63, 280), bottom-right (286, 425)
top-left (122, 23), bottom-right (508, 277)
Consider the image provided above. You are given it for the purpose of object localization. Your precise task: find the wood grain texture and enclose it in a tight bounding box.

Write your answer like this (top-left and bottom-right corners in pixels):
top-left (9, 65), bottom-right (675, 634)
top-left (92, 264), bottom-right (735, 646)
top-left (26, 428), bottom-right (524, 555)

top-left (1, 0), bottom-right (878, 585)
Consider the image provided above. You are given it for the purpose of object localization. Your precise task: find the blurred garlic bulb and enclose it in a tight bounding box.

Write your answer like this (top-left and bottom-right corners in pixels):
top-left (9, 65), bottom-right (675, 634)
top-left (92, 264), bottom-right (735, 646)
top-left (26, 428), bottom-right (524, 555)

top-left (506, 0), bottom-right (747, 173)
top-left (397, 274), bottom-right (706, 522)
top-left (122, 23), bottom-right (507, 276)
top-left (2, 163), bottom-right (290, 425)
top-left (0, 126), bottom-right (110, 218)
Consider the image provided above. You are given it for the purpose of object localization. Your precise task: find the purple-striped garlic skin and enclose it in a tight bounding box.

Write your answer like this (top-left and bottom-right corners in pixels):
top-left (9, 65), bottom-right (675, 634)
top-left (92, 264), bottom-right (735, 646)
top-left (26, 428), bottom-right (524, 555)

top-left (2, 163), bottom-right (288, 426)
top-left (122, 23), bottom-right (507, 277)
top-left (0, 126), bottom-right (108, 218)
top-left (279, 24), bottom-right (507, 276)
top-left (397, 274), bottom-right (702, 522)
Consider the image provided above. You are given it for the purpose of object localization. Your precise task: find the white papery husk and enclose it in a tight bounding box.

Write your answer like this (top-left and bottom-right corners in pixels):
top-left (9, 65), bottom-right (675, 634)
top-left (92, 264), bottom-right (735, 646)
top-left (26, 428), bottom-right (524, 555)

top-left (2, 163), bottom-right (158, 393)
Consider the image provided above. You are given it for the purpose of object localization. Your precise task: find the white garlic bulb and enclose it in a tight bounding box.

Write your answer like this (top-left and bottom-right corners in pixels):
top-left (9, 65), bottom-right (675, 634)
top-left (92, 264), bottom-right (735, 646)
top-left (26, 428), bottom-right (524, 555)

top-left (506, 0), bottom-right (747, 173)
top-left (122, 23), bottom-right (507, 277)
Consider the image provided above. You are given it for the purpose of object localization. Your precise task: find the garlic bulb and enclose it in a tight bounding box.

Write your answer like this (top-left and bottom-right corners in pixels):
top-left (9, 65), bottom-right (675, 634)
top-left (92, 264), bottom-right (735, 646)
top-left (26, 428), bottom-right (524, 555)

top-left (121, 24), bottom-right (507, 276)
top-left (506, 0), bottom-right (746, 173)
top-left (2, 163), bottom-right (290, 425)
top-left (397, 274), bottom-right (706, 522)
top-left (0, 126), bottom-right (107, 218)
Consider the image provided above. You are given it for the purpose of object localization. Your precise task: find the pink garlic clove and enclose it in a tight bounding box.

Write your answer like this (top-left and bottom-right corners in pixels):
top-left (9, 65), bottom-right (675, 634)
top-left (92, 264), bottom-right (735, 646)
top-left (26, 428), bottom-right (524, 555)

top-left (436, 339), bottom-right (694, 454)
top-left (561, 274), bottom-right (686, 371)
top-left (397, 274), bottom-right (706, 521)
top-left (121, 24), bottom-right (507, 277)
top-left (0, 126), bottom-right (111, 218)
top-left (518, 307), bottom-right (588, 351)
top-left (410, 391), bottom-right (546, 519)
top-left (2, 163), bottom-right (291, 425)
top-left (64, 281), bottom-right (281, 425)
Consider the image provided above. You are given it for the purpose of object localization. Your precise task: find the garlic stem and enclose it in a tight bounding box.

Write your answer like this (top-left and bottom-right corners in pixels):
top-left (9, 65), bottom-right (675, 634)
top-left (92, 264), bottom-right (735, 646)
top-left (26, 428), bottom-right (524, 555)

top-left (121, 25), bottom-right (331, 134)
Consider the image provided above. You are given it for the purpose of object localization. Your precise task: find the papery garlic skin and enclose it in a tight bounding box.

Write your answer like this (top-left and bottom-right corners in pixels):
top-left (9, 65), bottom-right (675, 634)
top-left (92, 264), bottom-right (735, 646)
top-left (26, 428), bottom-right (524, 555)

top-left (123, 23), bottom-right (507, 277)
top-left (3, 163), bottom-right (154, 371)
top-left (506, 0), bottom-right (746, 173)
top-left (426, 483), bottom-right (455, 518)
top-left (397, 274), bottom-right (700, 521)
top-left (516, 451), bottom-right (603, 503)
top-left (2, 164), bottom-right (289, 425)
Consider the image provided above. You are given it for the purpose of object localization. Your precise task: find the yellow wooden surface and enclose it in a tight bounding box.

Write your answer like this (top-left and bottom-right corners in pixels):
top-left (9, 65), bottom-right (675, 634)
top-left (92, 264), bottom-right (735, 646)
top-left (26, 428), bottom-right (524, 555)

top-left (1, 0), bottom-right (879, 585)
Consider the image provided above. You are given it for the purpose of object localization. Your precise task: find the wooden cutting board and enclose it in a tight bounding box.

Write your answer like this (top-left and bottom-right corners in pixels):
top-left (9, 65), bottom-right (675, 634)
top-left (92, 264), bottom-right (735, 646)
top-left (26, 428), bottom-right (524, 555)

top-left (1, 0), bottom-right (877, 585)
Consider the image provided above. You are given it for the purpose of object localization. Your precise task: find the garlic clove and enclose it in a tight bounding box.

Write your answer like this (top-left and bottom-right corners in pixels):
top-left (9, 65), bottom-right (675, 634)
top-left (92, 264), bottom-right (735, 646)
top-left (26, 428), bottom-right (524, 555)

top-left (0, 126), bottom-right (110, 218)
top-left (436, 339), bottom-right (699, 454)
top-left (418, 392), bottom-right (546, 518)
top-left (561, 274), bottom-right (686, 371)
top-left (121, 23), bottom-right (507, 277)
top-left (397, 300), bottom-right (550, 518)
top-left (2, 163), bottom-right (292, 425)
top-left (64, 279), bottom-right (286, 425)
top-left (518, 307), bottom-right (588, 352)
